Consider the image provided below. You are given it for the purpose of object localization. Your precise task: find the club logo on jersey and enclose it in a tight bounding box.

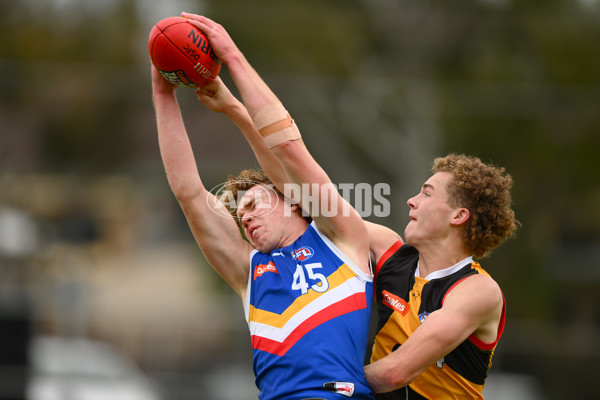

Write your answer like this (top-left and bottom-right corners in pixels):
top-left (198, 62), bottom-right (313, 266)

top-left (419, 311), bottom-right (430, 323)
top-left (254, 261), bottom-right (278, 280)
top-left (292, 247), bottom-right (314, 262)
top-left (382, 290), bottom-right (409, 316)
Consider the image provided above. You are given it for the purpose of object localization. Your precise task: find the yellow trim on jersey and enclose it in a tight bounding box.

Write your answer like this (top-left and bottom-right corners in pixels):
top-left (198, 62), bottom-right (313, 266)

top-left (412, 365), bottom-right (485, 399)
top-left (248, 263), bottom-right (358, 328)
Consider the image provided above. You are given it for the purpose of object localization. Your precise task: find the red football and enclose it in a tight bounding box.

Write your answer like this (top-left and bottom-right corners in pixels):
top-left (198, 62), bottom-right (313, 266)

top-left (148, 16), bottom-right (221, 88)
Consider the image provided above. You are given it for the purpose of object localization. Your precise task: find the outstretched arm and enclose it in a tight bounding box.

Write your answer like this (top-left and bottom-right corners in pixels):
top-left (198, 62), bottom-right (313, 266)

top-left (152, 66), bottom-right (253, 299)
top-left (185, 14), bottom-right (370, 271)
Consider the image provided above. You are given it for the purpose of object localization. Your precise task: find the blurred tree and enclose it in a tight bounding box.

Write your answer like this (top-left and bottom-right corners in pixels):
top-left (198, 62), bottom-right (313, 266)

top-left (203, 1), bottom-right (600, 398)
top-left (0, 0), bottom-right (144, 173)
top-left (0, 0), bottom-right (598, 398)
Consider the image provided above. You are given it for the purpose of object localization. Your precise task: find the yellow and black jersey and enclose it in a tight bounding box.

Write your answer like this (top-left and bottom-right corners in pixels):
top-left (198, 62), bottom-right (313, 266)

top-left (370, 243), bottom-right (506, 400)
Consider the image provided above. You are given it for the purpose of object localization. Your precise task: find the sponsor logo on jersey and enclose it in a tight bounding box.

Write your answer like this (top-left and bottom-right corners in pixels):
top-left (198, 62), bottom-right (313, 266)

top-left (254, 261), bottom-right (278, 280)
top-left (292, 247), bottom-right (314, 262)
top-left (419, 311), bottom-right (430, 323)
top-left (382, 290), bottom-right (409, 316)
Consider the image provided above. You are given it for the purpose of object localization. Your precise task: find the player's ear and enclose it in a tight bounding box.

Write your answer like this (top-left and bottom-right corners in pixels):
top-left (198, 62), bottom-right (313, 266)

top-left (451, 208), bottom-right (470, 226)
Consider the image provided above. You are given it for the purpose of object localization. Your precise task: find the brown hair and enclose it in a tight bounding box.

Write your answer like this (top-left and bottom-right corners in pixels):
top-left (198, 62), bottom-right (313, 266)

top-left (433, 154), bottom-right (518, 258)
top-left (220, 169), bottom-right (309, 227)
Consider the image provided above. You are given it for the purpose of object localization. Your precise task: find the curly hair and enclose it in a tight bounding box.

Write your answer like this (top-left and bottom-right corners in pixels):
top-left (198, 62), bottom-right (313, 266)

top-left (433, 154), bottom-right (518, 258)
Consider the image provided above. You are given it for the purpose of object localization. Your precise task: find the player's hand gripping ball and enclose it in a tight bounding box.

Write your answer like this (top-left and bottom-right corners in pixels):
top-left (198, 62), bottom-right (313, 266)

top-left (148, 16), bottom-right (221, 88)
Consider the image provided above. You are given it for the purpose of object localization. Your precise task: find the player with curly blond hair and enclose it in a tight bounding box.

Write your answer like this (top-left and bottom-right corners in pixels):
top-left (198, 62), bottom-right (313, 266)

top-left (432, 154), bottom-right (517, 259)
top-left (365, 153), bottom-right (518, 399)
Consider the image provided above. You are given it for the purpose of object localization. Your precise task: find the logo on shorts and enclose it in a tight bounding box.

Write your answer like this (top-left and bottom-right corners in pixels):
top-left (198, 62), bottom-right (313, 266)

top-left (254, 262), bottom-right (278, 280)
top-left (382, 290), bottom-right (409, 316)
top-left (291, 247), bottom-right (314, 262)
top-left (323, 381), bottom-right (355, 397)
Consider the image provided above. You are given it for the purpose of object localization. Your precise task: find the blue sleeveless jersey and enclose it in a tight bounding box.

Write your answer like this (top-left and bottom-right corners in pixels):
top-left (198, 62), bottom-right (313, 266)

top-left (245, 222), bottom-right (374, 400)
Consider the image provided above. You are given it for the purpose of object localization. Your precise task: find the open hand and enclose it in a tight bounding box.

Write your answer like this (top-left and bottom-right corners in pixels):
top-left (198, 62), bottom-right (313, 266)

top-left (182, 13), bottom-right (239, 65)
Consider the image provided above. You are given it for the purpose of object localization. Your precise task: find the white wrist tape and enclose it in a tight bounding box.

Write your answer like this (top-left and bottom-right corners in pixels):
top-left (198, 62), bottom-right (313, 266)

top-left (252, 102), bottom-right (301, 148)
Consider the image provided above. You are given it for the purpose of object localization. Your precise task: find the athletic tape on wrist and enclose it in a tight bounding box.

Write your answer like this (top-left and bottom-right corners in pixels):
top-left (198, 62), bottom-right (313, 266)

top-left (252, 102), bottom-right (301, 148)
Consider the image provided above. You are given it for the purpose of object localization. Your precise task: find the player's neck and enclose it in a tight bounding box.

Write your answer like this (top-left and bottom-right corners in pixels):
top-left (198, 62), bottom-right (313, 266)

top-left (277, 221), bottom-right (310, 250)
top-left (416, 242), bottom-right (471, 278)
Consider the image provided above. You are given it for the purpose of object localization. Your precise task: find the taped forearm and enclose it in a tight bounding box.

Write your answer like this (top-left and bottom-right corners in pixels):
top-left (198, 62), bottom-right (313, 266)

top-left (251, 102), bottom-right (301, 148)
